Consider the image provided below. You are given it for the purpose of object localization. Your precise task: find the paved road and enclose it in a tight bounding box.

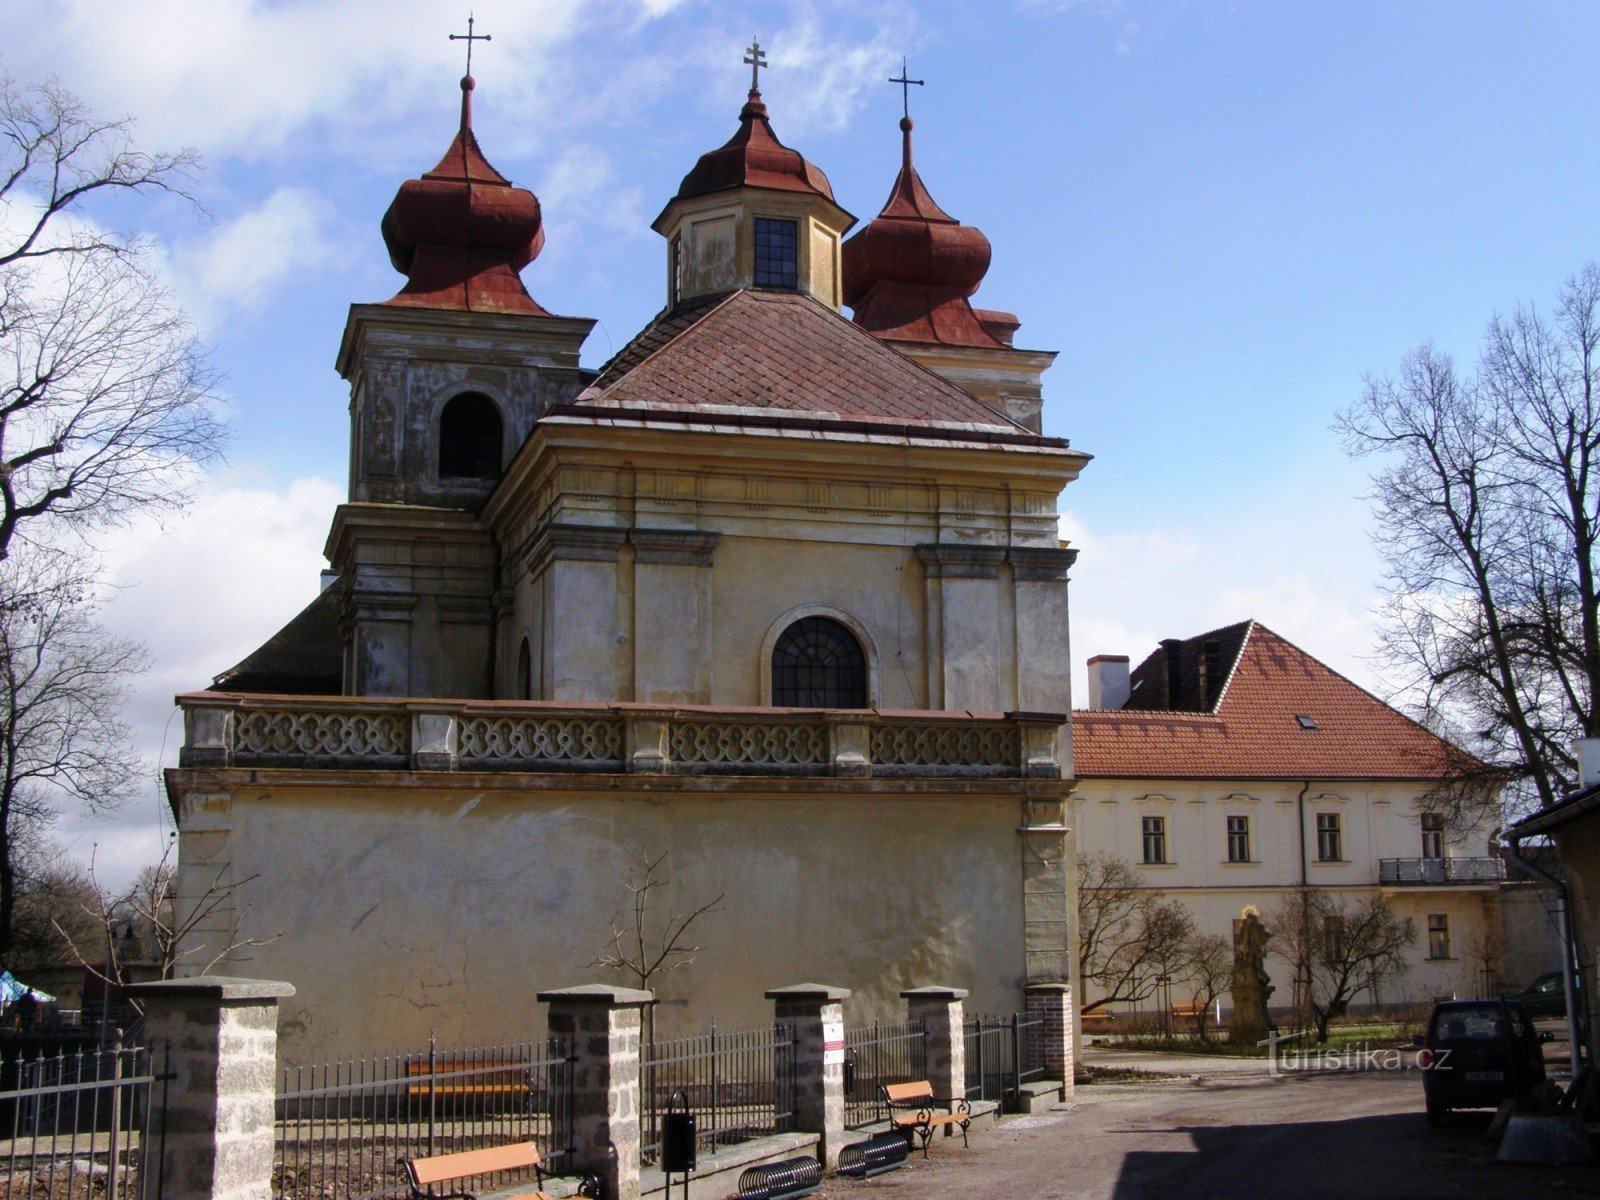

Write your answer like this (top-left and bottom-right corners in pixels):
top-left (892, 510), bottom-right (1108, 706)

top-left (828, 1069), bottom-right (1600, 1200)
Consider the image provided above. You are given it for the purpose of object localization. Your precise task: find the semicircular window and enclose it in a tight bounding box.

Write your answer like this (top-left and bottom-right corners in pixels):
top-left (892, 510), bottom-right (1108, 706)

top-left (771, 617), bottom-right (867, 708)
top-left (439, 392), bottom-right (503, 479)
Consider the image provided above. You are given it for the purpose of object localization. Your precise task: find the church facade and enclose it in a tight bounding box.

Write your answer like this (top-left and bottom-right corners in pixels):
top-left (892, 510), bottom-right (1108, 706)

top-left (168, 69), bottom-right (1088, 1059)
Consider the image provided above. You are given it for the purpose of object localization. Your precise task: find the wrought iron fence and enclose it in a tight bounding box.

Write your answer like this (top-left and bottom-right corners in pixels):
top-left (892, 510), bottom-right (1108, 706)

top-left (964, 1014), bottom-right (1045, 1110)
top-left (843, 1020), bottom-right (926, 1129)
top-left (640, 1025), bottom-right (797, 1164)
top-left (273, 1035), bottom-right (574, 1200)
top-left (1378, 856), bottom-right (1504, 885)
top-left (0, 1039), bottom-right (168, 1200)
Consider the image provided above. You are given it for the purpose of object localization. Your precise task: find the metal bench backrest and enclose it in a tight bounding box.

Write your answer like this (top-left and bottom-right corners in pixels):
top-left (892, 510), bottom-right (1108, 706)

top-left (405, 1142), bottom-right (541, 1188)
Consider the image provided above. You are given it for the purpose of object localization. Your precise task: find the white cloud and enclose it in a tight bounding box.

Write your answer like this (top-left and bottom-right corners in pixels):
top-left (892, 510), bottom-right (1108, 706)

top-left (56, 468), bottom-right (341, 889)
top-left (170, 188), bottom-right (346, 328)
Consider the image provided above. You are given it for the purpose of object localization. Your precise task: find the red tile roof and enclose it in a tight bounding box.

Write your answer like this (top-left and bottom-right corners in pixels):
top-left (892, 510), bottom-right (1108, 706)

top-left (1072, 621), bottom-right (1471, 781)
top-left (571, 289), bottom-right (1034, 435)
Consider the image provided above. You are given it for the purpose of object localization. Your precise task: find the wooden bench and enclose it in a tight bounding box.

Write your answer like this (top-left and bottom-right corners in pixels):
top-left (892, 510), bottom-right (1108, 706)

top-left (1081, 1010), bottom-right (1117, 1033)
top-left (880, 1081), bottom-right (971, 1158)
top-left (406, 1058), bottom-right (526, 1103)
top-left (1171, 1002), bottom-right (1208, 1025)
top-left (399, 1142), bottom-right (596, 1200)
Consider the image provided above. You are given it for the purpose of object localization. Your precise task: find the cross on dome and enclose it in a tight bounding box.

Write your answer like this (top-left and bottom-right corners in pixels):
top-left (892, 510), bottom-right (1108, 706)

top-left (889, 56), bottom-right (924, 120)
top-left (450, 14), bottom-right (492, 78)
top-left (743, 38), bottom-right (768, 94)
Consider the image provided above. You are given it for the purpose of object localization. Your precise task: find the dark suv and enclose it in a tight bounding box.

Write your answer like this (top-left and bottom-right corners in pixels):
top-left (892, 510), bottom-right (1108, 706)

top-left (1419, 999), bottom-right (1546, 1126)
top-left (1506, 971), bottom-right (1572, 1018)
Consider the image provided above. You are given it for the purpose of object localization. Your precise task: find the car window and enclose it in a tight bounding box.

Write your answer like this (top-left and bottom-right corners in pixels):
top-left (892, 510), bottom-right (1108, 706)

top-left (1434, 1009), bottom-right (1504, 1040)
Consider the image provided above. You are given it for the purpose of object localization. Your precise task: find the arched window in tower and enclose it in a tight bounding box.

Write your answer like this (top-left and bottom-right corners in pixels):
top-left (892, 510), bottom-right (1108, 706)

top-left (438, 393), bottom-right (503, 479)
top-left (771, 617), bottom-right (867, 708)
top-left (517, 637), bottom-right (533, 701)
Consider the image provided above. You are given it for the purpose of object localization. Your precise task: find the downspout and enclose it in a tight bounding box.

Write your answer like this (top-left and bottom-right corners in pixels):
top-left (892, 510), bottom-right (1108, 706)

top-left (1296, 780), bottom-right (1311, 1026)
top-left (1506, 827), bottom-right (1583, 1071)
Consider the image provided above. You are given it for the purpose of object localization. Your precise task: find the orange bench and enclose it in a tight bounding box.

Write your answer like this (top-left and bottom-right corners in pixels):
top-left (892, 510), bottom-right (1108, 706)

top-left (881, 1081), bottom-right (971, 1158)
top-left (406, 1058), bottom-right (525, 1101)
top-left (399, 1142), bottom-right (596, 1200)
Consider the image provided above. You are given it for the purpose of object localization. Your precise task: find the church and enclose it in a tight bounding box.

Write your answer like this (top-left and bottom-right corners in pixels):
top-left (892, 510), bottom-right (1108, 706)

top-left (169, 53), bottom-right (1089, 1059)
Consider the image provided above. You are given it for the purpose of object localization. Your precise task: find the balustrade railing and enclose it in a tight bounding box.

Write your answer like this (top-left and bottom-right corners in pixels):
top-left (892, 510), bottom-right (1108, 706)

top-left (1378, 857), bottom-right (1505, 886)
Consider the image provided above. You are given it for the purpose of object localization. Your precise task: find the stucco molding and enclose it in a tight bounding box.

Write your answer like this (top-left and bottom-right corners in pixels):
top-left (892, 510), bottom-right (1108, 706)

top-left (527, 522), bottom-right (629, 570)
top-left (915, 543), bottom-right (1007, 580)
top-left (1009, 546), bottom-right (1078, 582)
top-left (628, 527), bottom-right (722, 566)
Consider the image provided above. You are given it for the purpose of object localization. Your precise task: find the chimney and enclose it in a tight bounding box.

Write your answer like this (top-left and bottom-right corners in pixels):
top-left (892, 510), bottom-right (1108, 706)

top-left (1577, 738), bottom-right (1600, 789)
top-left (1086, 655), bottom-right (1131, 710)
top-left (1160, 638), bottom-right (1184, 710)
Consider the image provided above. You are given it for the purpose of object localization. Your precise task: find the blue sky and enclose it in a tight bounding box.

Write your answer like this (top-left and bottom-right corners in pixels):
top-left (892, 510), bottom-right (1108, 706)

top-left (6, 0), bottom-right (1600, 878)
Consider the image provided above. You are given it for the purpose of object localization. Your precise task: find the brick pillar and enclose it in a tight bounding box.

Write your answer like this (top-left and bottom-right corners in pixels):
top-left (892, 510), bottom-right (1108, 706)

top-left (540, 984), bottom-right (653, 1200)
top-left (766, 983), bottom-right (849, 1168)
top-left (131, 976), bottom-right (295, 1200)
top-left (1025, 983), bottom-right (1075, 1099)
top-left (901, 987), bottom-right (966, 1104)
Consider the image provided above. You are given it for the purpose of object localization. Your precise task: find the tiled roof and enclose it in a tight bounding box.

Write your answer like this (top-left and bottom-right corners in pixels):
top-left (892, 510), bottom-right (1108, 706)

top-left (570, 289), bottom-right (1032, 434)
top-left (1072, 621), bottom-right (1470, 781)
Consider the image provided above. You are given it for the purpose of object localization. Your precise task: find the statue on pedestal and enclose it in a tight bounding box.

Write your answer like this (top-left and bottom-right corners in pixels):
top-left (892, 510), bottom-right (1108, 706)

top-left (1230, 908), bottom-right (1276, 1045)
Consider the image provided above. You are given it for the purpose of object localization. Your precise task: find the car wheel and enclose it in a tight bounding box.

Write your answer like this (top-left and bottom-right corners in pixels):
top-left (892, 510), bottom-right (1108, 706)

top-left (1426, 1095), bottom-right (1448, 1128)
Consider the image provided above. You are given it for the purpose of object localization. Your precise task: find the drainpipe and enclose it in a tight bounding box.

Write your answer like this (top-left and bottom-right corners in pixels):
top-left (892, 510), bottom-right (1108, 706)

top-left (1296, 781), bottom-right (1311, 1026)
top-left (1506, 826), bottom-right (1583, 1070)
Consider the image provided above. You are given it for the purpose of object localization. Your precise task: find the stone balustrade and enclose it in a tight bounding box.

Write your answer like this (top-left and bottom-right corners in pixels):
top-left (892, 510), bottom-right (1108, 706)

top-left (177, 694), bottom-right (1064, 779)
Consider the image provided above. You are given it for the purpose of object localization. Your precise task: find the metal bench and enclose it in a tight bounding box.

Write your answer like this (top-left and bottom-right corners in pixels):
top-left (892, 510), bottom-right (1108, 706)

top-left (880, 1080), bottom-right (971, 1158)
top-left (398, 1142), bottom-right (597, 1200)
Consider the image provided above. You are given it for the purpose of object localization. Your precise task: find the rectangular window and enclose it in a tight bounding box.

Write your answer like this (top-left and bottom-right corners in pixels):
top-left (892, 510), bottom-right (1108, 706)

top-left (754, 218), bottom-right (799, 289)
top-left (1428, 913), bottom-right (1451, 959)
top-left (1142, 815), bottom-right (1167, 865)
top-left (1323, 916), bottom-right (1347, 963)
top-left (1421, 812), bottom-right (1444, 860)
top-left (1316, 812), bottom-right (1342, 862)
top-left (1226, 814), bottom-right (1251, 863)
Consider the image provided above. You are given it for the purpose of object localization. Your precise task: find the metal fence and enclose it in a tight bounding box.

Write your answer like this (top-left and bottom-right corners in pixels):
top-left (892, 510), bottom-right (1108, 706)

top-left (964, 1014), bottom-right (1045, 1110)
top-left (843, 1020), bottom-right (926, 1129)
top-left (0, 1039), bottom-right (168, 1200)
top-left (273, 1035), bottom-right (574, 1200)
top-left (640, 1025), bottom-right (797, 1164)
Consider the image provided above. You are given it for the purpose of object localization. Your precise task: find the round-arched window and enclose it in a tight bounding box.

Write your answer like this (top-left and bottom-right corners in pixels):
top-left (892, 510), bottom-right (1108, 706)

top-left (517, 637), bottom-right (533, 701)
top-left (771, 617), bottom-right (867, 708)
top-left (439, 392), bottom-right (503, 479)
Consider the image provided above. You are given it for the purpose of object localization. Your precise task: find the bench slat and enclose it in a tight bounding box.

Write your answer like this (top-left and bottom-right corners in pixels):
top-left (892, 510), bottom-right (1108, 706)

top-left (407, 1142), bottom-right (540, 1185)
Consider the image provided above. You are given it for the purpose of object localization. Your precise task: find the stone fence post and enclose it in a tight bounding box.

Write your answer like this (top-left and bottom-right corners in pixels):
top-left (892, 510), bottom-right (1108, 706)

top-left (539, 984), bottom-right (654, 1200)
top-left (1025, 983), bottom-right (1075, 1099)
top-left (766, 984), bottom-right (848, 1168)
top-left (901, 987), bottom-right (966, 1105)
top-left (130, 976), bottom-right (295, 1200)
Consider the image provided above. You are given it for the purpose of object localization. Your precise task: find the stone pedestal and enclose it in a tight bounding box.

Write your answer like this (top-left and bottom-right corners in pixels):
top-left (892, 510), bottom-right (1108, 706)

top-left (766, 983), bottom-right (849, 1168)
top-left (540, 984), bottom-right (654, 1200)
top-left (901, 987), bottom-right (966, 1104)
top-left (1025, 983), bottom-right (1075, 1099)
top-left (131, 976), bottom-right (295, 1200)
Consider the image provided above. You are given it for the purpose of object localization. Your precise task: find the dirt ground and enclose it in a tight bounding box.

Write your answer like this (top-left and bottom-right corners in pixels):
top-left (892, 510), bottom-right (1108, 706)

top-left (819, 1068), bottom-right (1600, 1200)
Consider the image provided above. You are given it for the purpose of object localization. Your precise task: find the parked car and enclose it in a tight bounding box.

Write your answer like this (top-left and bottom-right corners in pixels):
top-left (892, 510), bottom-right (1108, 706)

top-left (1505, 970), bottom-right (1574, 1019)
top-left (1419, 999), bottom-right (1547, 1127)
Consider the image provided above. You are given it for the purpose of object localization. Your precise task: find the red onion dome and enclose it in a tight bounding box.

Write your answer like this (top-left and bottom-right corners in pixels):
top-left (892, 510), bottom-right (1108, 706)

top-left (379, 76), bottom-right (548, 314)
top-left (842, 118), bottom-right (1003, 348)
top-left (669, 90), bottom-right (837, 204)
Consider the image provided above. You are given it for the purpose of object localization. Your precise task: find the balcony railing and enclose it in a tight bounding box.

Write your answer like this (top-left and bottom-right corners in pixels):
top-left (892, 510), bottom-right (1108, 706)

top-left (176, 694), bottom-right (1064, 781)
top-left (1378, 857), bottom-right (1504, 886)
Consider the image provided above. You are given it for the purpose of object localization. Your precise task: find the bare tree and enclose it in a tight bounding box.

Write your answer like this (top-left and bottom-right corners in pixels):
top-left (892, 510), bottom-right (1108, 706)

top-left (589, 851), bottom-right (723, 1042)
top-left (1339, 264), bottom-right (1600, 819)
top-left (53, 839), bottom-right (279, 1008)
top-left (1076, 853), bottom-right (1197, 1012)
top-left (0, 554), bottom-right (146, 966)
top-left (1271, 890), bottom-right (1416, 1043)
top-left (1181, 933), bottom-right (1232, 1043)
top-left (5, 829), bottom-right (102, 974)
top-left (1, 77), bottom-right (223, 561)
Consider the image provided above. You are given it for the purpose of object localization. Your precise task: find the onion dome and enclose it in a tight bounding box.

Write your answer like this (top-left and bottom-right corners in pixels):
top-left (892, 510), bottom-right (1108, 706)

top-left (842, 117), bottom-right (1011, 348)
top-left (668, 89), bottom-right (837, 206)
top-left (379, 75), bottom-right (548, 314)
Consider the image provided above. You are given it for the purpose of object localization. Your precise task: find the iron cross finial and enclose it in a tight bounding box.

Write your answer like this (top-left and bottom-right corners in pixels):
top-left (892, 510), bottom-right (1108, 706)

top-left (744, 38), bottom-right (769, 93)
top-left (450, 14), bottom-right (492, 77)
top-left (890, 56), bottom-right (925, 120)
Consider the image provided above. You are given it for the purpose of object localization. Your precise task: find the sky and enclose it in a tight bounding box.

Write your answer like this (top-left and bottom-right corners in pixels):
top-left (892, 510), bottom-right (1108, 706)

top-left (5, 0), bottom-right (1600, 885)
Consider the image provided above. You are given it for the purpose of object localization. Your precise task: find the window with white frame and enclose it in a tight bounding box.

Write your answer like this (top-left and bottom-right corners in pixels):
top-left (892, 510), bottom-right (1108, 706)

top-left (1420, 812), bottom-right (1444, 860)
top-left (1227, 814), bottom-right (1251, 863)
top-left (1316, 812), bottom-right (1343, 862)
top-left (1142, 815), bottom-right (1167, 865)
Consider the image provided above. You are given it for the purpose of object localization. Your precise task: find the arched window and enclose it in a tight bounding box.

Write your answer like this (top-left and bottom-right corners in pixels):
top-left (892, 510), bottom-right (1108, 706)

top-left (517, 637), bottom-right (533, 701)
top-left (771, 617), bottom-right (867, 708)
top-left (439, 392), bottom-right (503, 479)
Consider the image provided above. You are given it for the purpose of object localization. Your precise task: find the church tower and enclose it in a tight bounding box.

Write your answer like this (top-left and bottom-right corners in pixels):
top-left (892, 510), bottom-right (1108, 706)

top-left (651, 49), bottom-right (855, 309)
top-left (842, 111), bottom-right (1054, 433)
top-left (330, 72), bottom-right (594, 697)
